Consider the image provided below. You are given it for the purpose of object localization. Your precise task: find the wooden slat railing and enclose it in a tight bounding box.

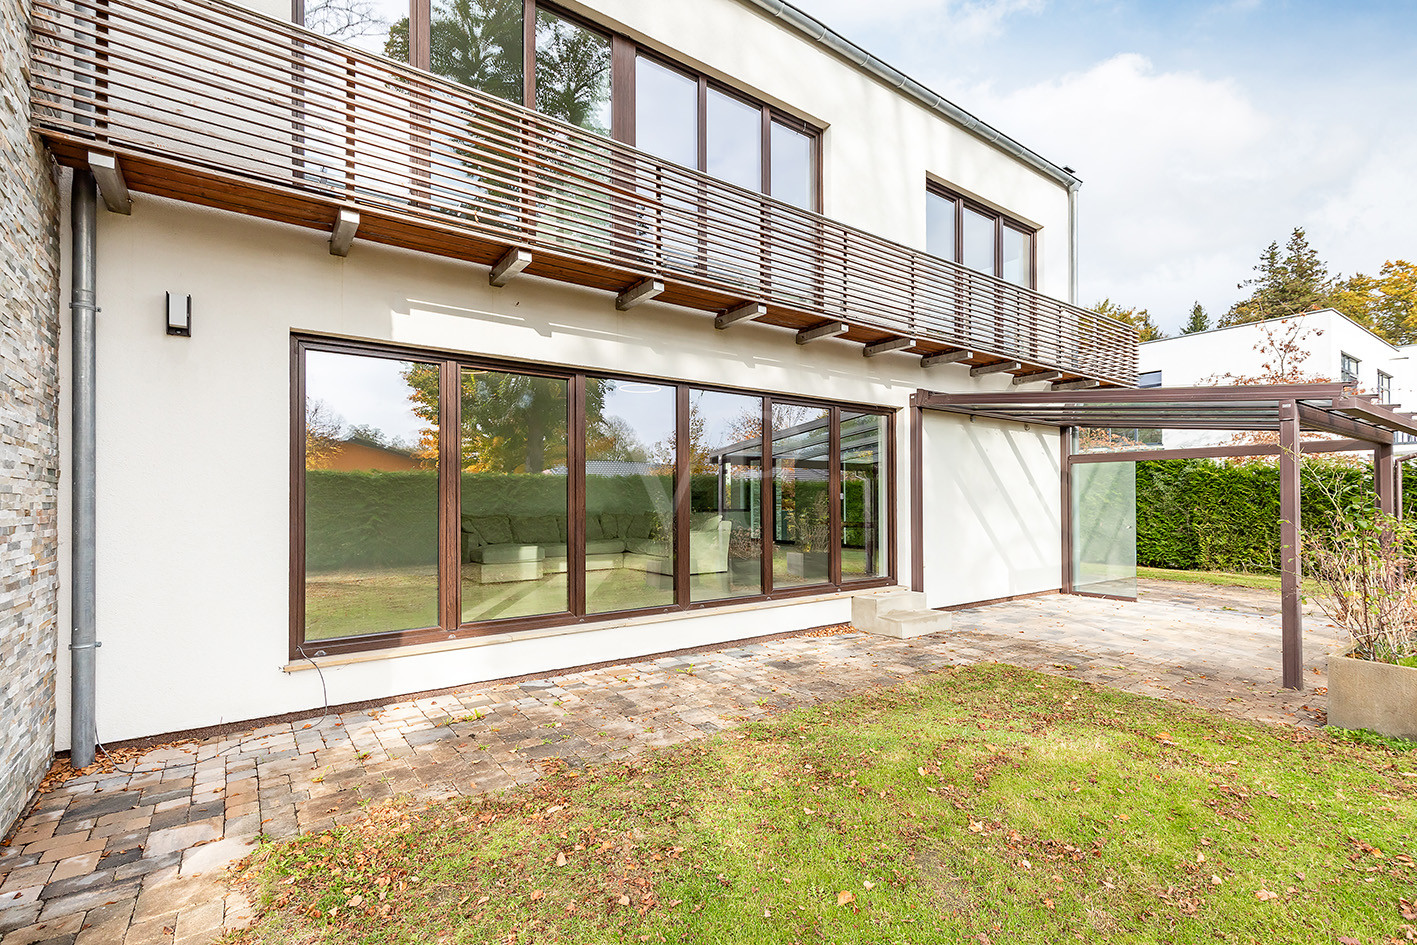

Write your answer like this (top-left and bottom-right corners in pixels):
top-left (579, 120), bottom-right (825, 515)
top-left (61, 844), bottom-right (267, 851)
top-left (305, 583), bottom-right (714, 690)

top-left (29, 0), bottom-right (1138, 385)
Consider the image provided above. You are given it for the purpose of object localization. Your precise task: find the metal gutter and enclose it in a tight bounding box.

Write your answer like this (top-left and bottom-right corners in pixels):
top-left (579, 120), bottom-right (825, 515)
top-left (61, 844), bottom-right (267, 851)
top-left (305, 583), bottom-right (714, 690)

top-left (736, 0), bottom-right (1083, 191)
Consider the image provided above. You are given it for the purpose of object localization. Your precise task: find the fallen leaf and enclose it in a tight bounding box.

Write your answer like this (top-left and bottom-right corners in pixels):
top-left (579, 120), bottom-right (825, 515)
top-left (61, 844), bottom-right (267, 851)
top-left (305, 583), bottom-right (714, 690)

top-left (555, 852), bottom-right (567, 867)
top-left (837, 891), bottom-right (855, 906)
top-left (618, 895), bottom-right (631, 906)
top-left (1256, 890), bottom-right (1278, 902)
top-left (863, 880), bottom-right (875, 890)
top-left (530, 890), bottom-right (545, 902)
top-left (347, 895), bottom-right (363, 908)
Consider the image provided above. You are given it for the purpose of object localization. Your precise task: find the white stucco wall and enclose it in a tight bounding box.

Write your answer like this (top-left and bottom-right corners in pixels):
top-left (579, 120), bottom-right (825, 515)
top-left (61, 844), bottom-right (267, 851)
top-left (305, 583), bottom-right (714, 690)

top-left (920, 414), bottom-right (1063, 608)
top-left (54, 195), bottom-right (1066, 746)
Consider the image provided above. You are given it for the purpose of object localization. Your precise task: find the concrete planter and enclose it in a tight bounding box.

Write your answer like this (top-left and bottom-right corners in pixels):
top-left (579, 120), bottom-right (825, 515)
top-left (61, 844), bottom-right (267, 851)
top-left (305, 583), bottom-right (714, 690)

top-left (1327, 651), bottom-right (1417, 739)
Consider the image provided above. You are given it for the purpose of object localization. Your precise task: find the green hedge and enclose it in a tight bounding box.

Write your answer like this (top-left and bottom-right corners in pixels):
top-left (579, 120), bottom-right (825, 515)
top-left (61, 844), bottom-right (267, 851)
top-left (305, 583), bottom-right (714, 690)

top-left (1136, 459), bottom-right (1404, 573)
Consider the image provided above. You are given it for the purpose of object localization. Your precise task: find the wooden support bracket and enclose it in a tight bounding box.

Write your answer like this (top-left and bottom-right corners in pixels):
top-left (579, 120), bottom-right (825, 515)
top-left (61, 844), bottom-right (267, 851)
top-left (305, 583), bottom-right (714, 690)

top-left (796, 320), bottom-right (849, 345)
top-left (616, 277), bottom-right (664, 310)
top-left (1012, 370), bottom-right (1062, 386)
top-left (863, 337), bottom-right (915, 357)
top-left (1053, 378), bottom-right (1100, 391)
top-left (969, 360), bottom-right (1021, 377)
top-left (920, 349), bottom-right (971, 368)
top-left (714, 301), bottom-right (765, 329)
top-left (88, 151), bottom-right (132, 215)
top-left (328, 207), bottom-right (359, 257)
top-left (489, 247), bottom-right (532, 287)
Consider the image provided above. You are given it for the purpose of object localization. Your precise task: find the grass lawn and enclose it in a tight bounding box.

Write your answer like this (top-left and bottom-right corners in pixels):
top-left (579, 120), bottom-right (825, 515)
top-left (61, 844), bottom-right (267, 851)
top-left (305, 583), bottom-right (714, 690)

top-left (232, 664), bottom-right (1417, 944)
top-left (1137, 566), bottom-right (1325, 596)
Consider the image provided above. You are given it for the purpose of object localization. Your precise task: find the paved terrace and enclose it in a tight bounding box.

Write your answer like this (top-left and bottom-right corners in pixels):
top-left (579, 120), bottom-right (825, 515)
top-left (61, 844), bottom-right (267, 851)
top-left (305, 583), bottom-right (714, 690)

top-left (0, 581), bottom-right (1347, 944)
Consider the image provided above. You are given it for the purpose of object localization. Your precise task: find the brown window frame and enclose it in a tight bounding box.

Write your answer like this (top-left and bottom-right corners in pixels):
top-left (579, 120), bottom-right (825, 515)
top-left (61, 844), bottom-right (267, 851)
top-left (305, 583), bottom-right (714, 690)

top-left (926, 182), bottom-right (1037, 289)
top-left (290, 335), bottom-right (894, 660)
top-left (292, 0), bottom-right (822, 211)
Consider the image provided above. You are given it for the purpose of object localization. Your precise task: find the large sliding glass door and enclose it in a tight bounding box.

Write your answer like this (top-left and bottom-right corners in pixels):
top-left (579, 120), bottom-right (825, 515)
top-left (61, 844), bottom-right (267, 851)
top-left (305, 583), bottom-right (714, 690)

top-left (294, 338), bottom-right (894, 657)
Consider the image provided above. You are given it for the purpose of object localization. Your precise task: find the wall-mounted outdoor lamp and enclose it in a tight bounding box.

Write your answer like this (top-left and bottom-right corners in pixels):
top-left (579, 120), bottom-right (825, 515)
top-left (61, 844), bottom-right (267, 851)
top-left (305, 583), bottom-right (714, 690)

top-left (166, 292), bottom-right (191, 337)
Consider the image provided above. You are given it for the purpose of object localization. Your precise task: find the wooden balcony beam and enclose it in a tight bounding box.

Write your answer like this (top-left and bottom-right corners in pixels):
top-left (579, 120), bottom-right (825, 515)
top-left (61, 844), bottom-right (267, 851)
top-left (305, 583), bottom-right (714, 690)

top-left (714, 301), bottom-right (766, 329)
top-left (1053, 378), bottom-right (1100, 392)
top-left (88, 151), bottom-right (131, 215)
top-left (616, 277), bottom-right (664, 311)
top-left (489, 247), bottom-right (532, 287)
top-left (921, 349), bottom-right (972, 368)
top-left (863, 337), bottom-right (916, 358)
top-left (796, 321), bottom-right (849, 345)
top-left (328, 207), bottom-right (359, 258)
top-left (970, 360), bottom-right (1022, 377)
top-left (1012, 370), bottom-right (1062, 386)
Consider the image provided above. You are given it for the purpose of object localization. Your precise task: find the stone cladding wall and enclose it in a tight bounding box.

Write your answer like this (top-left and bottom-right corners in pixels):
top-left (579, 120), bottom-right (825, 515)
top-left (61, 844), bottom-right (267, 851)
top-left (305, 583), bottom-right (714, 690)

top-left (0, 0), bottom-right (61, 838)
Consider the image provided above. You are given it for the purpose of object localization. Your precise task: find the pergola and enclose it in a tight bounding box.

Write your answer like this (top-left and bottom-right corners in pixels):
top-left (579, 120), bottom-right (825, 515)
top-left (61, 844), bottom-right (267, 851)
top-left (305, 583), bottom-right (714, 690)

top-left (909, 383), bottom-right (1417, 690)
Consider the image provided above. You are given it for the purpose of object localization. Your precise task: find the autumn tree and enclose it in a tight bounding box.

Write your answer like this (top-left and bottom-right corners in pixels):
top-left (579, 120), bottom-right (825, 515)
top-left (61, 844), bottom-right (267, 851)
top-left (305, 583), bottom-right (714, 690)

top-left (304, 398), bottom-right (345, 469)
top-left (1092, 298), bottom-right (1165, 342)
top-left (1220, 228), bottom-right (1334, 327)
top-left (1182, 301), bottom-right (1209, 334)
top-left (1330, 260), bottom-right (1417, 344)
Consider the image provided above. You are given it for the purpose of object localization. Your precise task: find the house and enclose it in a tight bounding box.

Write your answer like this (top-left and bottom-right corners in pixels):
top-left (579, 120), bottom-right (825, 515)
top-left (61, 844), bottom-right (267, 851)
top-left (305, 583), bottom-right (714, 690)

top-left (0, 0), bottom-right (1142, 834)
top-left (1138, 309), bottom-right (1417, 448)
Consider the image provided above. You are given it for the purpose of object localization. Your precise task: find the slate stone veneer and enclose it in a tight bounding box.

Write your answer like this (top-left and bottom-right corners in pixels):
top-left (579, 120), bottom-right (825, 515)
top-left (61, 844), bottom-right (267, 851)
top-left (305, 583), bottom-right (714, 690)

top-left (0, 0), bottom-right (61, 838)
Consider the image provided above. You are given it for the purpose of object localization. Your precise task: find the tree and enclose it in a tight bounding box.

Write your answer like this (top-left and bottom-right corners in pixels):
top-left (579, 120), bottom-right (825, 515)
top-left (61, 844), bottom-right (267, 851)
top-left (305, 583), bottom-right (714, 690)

top-left (304, 398), bottom-right (345, 470)
top-left (1092, 298), bottom-right (1165, 342)
top-left (303, 0), bottom-right (391, 41)
top-left (534, 15), bottom-right (612, 134)
top-left (1330, 260), bottom-right (1417, 344)
top-left (1181, 301), bottom-right (1209, 334)
top-left (1220, 228), bottom-right (1334, 327)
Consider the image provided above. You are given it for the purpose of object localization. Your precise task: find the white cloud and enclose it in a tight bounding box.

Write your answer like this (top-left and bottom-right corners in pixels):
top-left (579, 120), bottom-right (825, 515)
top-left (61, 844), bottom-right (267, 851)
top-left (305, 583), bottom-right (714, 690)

top-left (952, 54), bottom-right (1417, 329)
top-left (794, 0), bottom-right (1045, 43)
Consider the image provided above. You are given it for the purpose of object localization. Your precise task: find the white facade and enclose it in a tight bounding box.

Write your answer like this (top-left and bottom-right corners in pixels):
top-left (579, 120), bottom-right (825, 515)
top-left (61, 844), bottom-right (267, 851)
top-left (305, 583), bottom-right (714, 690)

top-left (52, 0), bottom-right (1091, 745)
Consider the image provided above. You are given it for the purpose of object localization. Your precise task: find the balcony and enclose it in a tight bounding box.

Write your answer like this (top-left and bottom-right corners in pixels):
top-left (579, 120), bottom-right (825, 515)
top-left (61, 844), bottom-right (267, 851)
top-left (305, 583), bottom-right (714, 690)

top-left (29, 0), bottom-right (1137, 387)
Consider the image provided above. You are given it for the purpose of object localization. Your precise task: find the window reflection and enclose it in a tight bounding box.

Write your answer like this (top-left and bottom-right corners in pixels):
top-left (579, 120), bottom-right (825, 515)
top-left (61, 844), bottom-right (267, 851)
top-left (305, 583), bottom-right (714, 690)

top-left (636, 56), bottom-right (698, 168)
top-left (770, 121), bottom-right (814, 211)
top-left (707, 89), bottom-right (761, 190)
top-left (460, 369), bottom-right (570, 624)
top-left (425, 0), bottom-right (524, 102)
top-left (303, 350), bottom-right (440, 640)
top-left (963, 205), bottom-right (997, 277)
top-left (840, 412), bottom-right (887, 580)
top-left (689, 390), bottom-right (763, 602)
top-left (306, 0), bottom-right (409, 58)
top-left (535, 9), bottom-right (611, 135)
top-left (925, 189), bottom-right (955, 261)
top-left (1002, 226), bottom-right (1031, 288)
top-left (771, 403), bottom-right (832, 588)
top-left (585, 379), bottom-right (677, 614)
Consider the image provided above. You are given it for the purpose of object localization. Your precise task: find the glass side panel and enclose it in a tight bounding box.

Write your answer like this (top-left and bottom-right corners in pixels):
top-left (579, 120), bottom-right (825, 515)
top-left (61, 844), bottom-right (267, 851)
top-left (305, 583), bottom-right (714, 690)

top-left (306, 0), bottom-right (409, 59)
top-left (840, 411), bottom-right (887, 581)
top-left (428, 0), bottom-right (524, 103)
top-left (1072, 460), bottom-right (1137, 598)
top-left (459, 368), bottom-right (570, 624)
top-left (925, 190), bottom-right (955, 261)
top-left (770, 403), bottom-right (832, 588)
top-left (586, 378), bottom-right (676, 614)
top-left (303, 350), bottom-right (439, 641)
top-left (1002, 225), bottom-right (1031, 287)
top-left (770, 121), bottom-right (814, 211)
top-left (535, 8), bottom-right (612, 135)
top-left (688, 389), bottom-right (764, 602)
top-left (963, 205), bottom-right (996, 277)
top-left (636, 56), bottom-right (698, 168)
top-left (707, 88), bottom-right (761, 190)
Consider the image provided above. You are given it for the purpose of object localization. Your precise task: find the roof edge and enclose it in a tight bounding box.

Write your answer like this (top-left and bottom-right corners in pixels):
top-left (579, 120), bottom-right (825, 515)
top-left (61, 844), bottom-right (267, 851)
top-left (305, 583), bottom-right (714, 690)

top-left (735, 0), bottom-right (1082, 191)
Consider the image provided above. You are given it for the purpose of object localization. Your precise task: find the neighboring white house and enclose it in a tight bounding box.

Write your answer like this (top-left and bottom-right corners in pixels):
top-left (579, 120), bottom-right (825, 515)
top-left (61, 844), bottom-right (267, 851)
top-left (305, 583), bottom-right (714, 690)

top-left (1138, 309), bottom-right (1417, 448)
top-left (5, 0), bottom-right (1139, 797)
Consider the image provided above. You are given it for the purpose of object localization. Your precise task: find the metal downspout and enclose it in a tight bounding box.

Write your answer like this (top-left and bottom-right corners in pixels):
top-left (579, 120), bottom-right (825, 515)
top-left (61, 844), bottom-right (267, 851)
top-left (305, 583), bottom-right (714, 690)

top-left (1068, 181), bottom-right (1080, 305)
top-left (70, 170), bottom-right (99, 768)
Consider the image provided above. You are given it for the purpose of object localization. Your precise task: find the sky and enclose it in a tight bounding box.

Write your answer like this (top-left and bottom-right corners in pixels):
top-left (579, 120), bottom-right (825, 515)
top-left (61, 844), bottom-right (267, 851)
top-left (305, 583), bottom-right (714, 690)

top-left (789, 0), bottom-right (1417, 333)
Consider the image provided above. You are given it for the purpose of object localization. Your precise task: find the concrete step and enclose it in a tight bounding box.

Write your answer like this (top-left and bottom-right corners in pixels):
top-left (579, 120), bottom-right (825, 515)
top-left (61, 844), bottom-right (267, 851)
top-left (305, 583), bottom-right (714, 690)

top-left (871, 609), bottom-right (954, 640)
top-left (852, 589), bottom-right (927, 626)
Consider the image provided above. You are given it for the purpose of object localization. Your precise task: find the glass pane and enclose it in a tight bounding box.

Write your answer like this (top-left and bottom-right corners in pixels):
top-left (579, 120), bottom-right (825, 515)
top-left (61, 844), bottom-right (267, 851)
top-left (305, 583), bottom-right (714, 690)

top-left (770, 403), bottom-right (831, 588)
top-left (925, 190), bottom-right (955, 260)
top-left (963, 205), bottom-right (997, 276)
top-left (1072, 460), bottom-right (1137, 598)
top-left (586, 379), bottom-right (676, 614)
top-left (840, 411), bottom-right (887, 581)
top-left (636, 56), bottom-right (698, 168)
top-left (707, 89), bottom-right (761, 190)
top-left (305, 0), bottom-right (409, 59)
top-left (460, 369), bottom-right (570, 624)
top-left (535, 9), bottom-right (612, 136)
top-left (430, 0), bottom-right (524, 104)
top-left (770, 121), bottom-right (814, 210)
top-left (1002, 226), bottom-right (1031, 287)
top-left (303, 350), bottom-right (439, 641)
top-left (689, 390), bottom-right (764, 602)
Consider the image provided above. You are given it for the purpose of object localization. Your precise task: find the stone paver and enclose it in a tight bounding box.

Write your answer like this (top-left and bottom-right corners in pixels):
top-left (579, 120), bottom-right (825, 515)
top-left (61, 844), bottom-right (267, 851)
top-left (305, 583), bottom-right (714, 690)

top-left (0, 581), bottom-right (1347, 943)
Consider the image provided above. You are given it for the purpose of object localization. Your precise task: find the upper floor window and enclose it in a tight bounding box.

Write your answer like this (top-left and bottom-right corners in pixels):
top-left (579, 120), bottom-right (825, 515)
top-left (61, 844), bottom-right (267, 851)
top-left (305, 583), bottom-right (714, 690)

top-left (1341, 352), bottom-right (1360, 386)
top-left (1138, 370), bottom-right (1162, 389)
top-left (297, 0), bottom-right (819, 210)
top-left (925, 183), bottom-right (1035, 289)
top-left (1378, 370), bottom-right (1392, 403)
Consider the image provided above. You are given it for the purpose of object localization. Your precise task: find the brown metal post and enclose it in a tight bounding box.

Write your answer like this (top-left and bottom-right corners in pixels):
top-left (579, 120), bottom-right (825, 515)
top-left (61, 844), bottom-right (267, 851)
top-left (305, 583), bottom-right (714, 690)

top-left (1375, 442), bottom-right (1396, 517)
top-left (909, 395), bottom-right (924, 593)
top-left (1060, 426), bottom-right (1073, 594)
top-left (1278, 400), bottom-right (1303, 690)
